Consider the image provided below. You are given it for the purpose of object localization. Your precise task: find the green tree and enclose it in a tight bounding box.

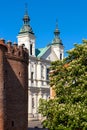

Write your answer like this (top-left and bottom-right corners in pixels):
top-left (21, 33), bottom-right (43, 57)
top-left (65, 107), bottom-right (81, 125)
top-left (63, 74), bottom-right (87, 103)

top-left (39, 40), bottom-right (87, 130)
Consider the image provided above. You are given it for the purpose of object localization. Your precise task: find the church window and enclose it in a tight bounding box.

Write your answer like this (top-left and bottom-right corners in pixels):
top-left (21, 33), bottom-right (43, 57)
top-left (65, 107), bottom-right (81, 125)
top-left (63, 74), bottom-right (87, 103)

top-left (31, 72), bottom-right (34, 83)
top-left (46, 68), bottom-right (50, 80)
top-left (41, 65), bottom-right (44, 79)
top-left (32, 97), bottom-right (34, 108)
top-left (60, 53), bottom-right (62, 60)
top-left (30, 44), bottom-right (32, 55)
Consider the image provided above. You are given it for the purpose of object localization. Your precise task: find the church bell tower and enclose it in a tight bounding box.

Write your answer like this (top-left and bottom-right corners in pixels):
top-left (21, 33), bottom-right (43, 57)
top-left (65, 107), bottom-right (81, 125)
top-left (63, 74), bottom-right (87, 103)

top-left (17, 7), bottom-right (35, 56)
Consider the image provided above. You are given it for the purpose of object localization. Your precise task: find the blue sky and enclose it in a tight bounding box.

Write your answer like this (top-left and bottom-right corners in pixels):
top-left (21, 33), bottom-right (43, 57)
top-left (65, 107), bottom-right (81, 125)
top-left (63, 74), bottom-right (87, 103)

top-left (0, 0), bottom-right (87, 56)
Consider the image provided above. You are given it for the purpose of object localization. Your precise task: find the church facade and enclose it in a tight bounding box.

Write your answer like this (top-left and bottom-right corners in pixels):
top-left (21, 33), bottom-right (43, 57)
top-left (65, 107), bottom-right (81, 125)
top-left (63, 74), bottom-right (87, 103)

top-left (17, 10), bottom-right (64, 121)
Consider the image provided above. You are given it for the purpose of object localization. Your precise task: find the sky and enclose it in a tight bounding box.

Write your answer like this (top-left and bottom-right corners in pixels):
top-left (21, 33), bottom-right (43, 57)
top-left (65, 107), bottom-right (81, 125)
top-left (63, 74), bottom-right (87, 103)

top-left (0, 0), bottom-right (87, 56)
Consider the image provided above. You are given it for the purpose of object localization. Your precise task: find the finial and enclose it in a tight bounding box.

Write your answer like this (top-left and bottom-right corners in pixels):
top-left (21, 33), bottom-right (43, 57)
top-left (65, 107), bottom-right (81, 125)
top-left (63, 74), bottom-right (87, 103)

top-left (23, 3), bottom-right (30, 25)
top-left (52, 20), bottom-right (63, 45)
top-left (54, 19), bottom-right (60, 37)
top-left (25, 3), bottom-right (28, 15)
top-left (19, 4), bottom-right (34, 34)
top-left (56, 19), bottom-right (58, 29)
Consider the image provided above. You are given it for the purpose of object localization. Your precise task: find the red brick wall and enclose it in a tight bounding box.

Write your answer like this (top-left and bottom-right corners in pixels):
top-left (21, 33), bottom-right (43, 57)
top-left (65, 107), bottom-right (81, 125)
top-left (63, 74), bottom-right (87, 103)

top-left (4, 58), bottom-right (28, 130)
top-left (0, 45), bottom-right (6, 130)
top-left (0, 41), bottom-right (28, 130)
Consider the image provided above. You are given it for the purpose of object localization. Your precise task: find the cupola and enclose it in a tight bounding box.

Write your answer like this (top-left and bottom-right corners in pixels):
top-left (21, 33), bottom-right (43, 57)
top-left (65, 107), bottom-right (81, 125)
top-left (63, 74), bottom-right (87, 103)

top-left (19, 7), bottom-right (34, 34)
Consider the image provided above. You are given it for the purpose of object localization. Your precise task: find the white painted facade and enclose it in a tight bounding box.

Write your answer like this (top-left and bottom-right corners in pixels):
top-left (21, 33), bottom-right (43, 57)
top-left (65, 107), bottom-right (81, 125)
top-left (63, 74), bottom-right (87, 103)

top-left (17, 10), bottom-right (64, 121)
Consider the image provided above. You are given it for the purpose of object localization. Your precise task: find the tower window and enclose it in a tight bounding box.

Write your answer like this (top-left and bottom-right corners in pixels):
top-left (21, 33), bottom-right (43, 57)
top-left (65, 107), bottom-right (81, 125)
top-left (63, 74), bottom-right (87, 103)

top-left (31, 72), bottom-right (34, 83)
top-left (30, 44), bottom-right (32, 55)
top-left (60, 53), bottom-right (62, 60)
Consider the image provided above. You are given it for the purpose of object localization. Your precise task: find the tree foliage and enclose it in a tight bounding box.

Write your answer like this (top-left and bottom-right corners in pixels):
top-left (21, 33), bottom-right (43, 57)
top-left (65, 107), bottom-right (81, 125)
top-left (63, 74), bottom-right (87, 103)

top-left (39, 40), bottom-right (87, 130)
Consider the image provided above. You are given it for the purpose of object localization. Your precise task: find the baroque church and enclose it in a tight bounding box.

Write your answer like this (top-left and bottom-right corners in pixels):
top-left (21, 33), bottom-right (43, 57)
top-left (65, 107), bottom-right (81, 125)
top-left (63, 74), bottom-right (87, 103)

top-left (17, 9), bottom-right (64, 121)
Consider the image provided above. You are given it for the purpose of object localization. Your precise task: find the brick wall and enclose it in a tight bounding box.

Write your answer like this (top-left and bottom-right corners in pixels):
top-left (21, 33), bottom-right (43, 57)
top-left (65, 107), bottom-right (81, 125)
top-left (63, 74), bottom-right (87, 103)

top-left (0, 39), bottom-right (28, 130)
top-left (0, 44), bottom-right (7, 130)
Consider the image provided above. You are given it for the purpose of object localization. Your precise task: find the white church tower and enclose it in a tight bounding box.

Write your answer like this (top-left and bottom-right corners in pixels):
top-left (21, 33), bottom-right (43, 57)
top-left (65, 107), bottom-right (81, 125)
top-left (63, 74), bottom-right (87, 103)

top-left (17, 8), bottom-right (35, 56)
top-left (51, 21), bottom-right (64, 61)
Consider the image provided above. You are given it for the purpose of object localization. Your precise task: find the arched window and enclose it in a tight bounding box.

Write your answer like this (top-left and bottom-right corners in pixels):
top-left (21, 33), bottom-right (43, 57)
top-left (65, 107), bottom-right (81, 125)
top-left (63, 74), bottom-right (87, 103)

top-left (60, 53), bottom-right (62, 60)
top-left (32, 97), bottom-right (34, 108)
top-left (30, 44), bottom-right (32, 55)
top-left (46, 68), bottom-right (50, 80)
top-left (31, 72), bottom-right (34, 83)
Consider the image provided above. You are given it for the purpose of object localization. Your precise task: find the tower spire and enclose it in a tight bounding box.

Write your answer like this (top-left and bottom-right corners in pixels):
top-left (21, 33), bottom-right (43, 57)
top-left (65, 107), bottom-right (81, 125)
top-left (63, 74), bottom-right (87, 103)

top-left (52, 20), bottom-right (63, 45)
top-left (54, 19), bottom-right (60, 38)
top-left (19, 4), bottom-right (34, 34)
top-left (23, 3), bottom-right (30, 25)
